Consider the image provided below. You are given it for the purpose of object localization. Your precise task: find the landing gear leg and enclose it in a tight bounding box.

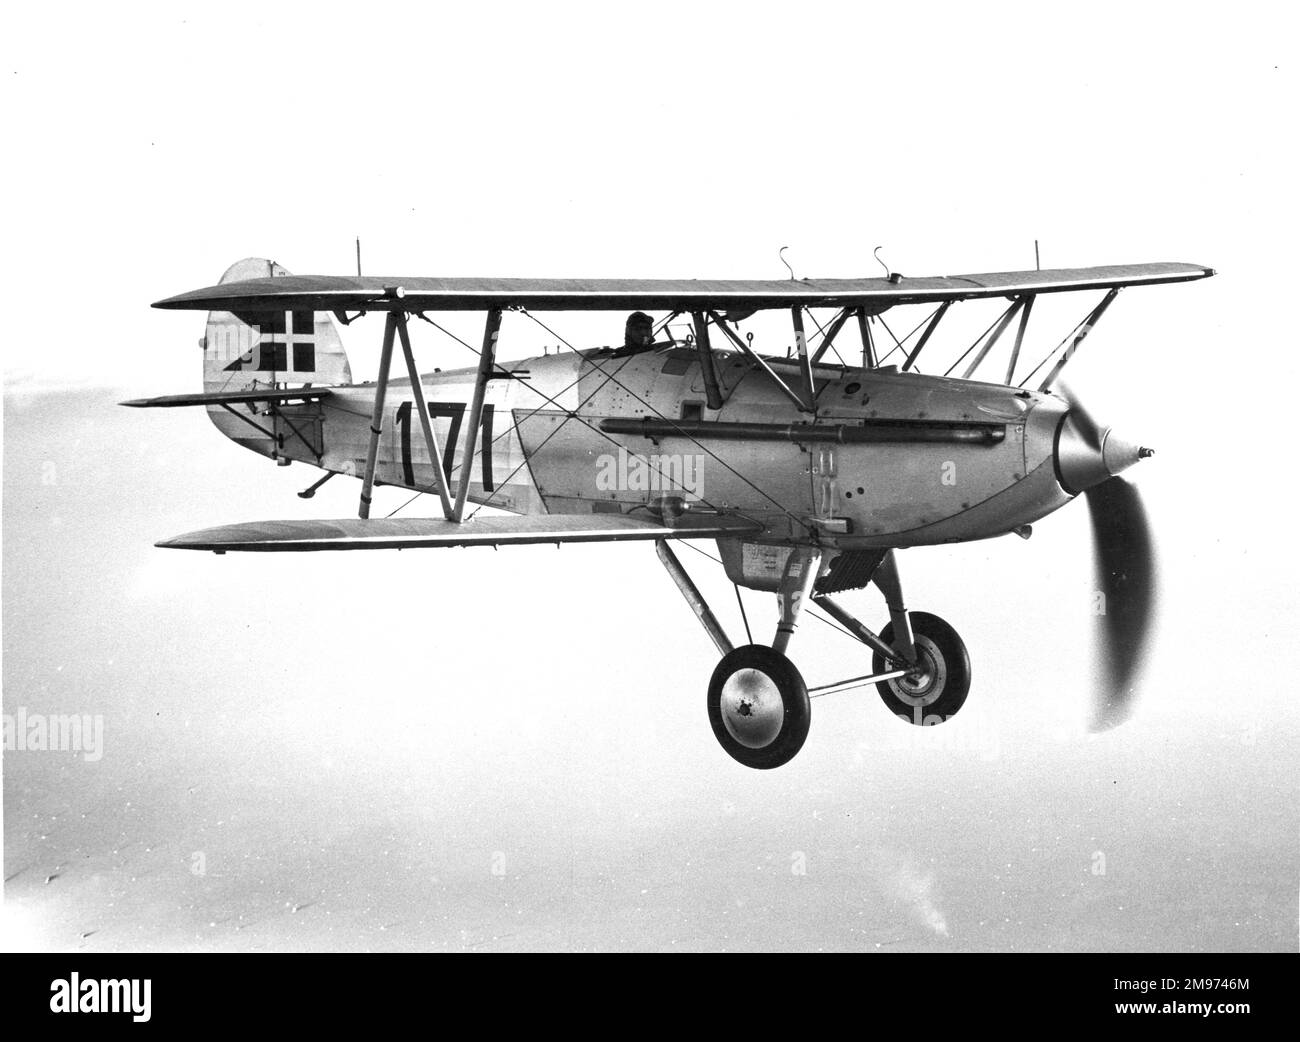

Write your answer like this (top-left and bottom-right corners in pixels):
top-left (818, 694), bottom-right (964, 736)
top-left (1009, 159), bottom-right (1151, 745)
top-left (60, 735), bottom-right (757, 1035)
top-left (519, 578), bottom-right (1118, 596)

top-left (711, 547), bottom-right (819, 769)
top-left (816, 551), bottom-right (971, 725)
top-left (873, 550), bottom-right (916, 663)
top-left (655, 541), bottom-right (817, 769)
top-left (655, 540), bottom-right (733, 656)
top-left (876, 550), bottom-right (972, 724)
top-left (772, 547), bottom-right (822, 654)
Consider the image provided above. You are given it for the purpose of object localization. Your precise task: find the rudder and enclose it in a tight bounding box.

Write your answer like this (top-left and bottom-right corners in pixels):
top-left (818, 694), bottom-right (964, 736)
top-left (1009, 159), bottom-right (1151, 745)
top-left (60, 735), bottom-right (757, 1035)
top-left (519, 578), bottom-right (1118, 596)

top-left (201, 258), bottom-right (351, 394)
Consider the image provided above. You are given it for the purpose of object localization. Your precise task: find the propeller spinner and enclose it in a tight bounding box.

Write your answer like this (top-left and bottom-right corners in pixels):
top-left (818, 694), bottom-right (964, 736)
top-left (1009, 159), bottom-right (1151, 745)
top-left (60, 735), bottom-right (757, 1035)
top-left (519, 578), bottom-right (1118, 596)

top-left (1053, 389), bottom-right (1157, 730)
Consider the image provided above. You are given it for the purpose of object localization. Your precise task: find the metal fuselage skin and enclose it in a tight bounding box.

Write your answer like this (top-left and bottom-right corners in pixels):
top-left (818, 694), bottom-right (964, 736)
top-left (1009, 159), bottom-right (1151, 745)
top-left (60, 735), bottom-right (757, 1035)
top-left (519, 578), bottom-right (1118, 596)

top-left (211, 346), bottom-right (1075, 552)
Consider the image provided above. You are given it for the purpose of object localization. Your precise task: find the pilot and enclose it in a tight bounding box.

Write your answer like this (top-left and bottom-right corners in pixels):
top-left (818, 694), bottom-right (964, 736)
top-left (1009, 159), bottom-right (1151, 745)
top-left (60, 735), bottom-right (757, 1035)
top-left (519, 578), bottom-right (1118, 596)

top-left (612, 311), bottom-right (655, 355)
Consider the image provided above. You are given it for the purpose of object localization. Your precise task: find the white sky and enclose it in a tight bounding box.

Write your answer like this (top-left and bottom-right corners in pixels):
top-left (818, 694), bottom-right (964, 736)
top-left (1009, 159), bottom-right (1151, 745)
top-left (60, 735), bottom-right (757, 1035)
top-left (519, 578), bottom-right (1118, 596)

top-left (4, 1), bottom-right (1293, 383)
top-left (3, 1), bottom-right (1297, 951)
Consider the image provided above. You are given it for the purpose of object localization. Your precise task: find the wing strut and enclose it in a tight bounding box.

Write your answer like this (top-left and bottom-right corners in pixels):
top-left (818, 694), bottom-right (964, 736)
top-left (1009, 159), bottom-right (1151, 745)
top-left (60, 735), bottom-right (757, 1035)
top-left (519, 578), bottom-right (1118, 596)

top-left (359, 298), bottom-right (456, 520)
top-left (852, 306), bottom-right (873, 366)
top-left (961, 296), bottom-right (1027, 379)
top-left (395, 309), bottom-right (456, 520)
top-left (1004, 294), bottom-right (1035, 385)
top-left (358, 309), bottom-right (398, 519)
top-left (1034, 287), bottom-right (1120, 390)
top-left (451, 308), bottom-right (502, 521)
top-left (902, 301), bottom-right (951, 372)
top-left (707, 311), bottom-right (813, 413)
top-left (809, 308), bottom-right (853, 365)
top-left (691, 311), bottom-right (725, 411)
top-left (791, 307), bottom-right (817, 409)
top-left (856, 308), bottom-right (876, 368)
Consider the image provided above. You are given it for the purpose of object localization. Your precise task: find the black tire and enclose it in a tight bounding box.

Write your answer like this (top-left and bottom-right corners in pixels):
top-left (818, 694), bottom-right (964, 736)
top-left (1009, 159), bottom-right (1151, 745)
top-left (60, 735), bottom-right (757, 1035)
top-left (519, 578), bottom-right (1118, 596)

top-left (872, 611), bottom-right (970, 725)
top-left (707, 644), bottom-right (811, 769)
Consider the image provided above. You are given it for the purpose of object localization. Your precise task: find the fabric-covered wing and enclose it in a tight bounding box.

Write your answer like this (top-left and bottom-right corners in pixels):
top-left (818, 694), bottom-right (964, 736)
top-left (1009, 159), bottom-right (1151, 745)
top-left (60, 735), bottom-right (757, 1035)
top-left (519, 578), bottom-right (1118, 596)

top-left (152, 263), bottom-right (1215, 314)
top-left (158, 513), bottom-right (763, 552)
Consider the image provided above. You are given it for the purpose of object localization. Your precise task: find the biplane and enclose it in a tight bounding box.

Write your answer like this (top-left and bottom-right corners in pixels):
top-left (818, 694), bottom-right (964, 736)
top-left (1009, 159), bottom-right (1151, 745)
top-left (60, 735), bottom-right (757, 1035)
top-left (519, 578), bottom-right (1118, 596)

top-left (129, 256), bottom-right (1214, 768)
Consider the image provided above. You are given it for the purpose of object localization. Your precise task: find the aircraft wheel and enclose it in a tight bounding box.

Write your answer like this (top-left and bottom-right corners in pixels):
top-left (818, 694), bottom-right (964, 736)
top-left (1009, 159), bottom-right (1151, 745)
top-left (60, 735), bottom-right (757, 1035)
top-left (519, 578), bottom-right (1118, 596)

top-left (873, 611), bottom-right (970, 725)
top-left (707, 645), bottom-right (811, 769)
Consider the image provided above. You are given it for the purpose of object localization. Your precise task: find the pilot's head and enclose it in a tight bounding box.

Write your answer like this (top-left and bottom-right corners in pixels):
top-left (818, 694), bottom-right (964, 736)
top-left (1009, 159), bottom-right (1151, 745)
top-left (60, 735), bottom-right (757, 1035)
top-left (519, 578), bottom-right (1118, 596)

top-left (624, 311), bottom-right (654, 348)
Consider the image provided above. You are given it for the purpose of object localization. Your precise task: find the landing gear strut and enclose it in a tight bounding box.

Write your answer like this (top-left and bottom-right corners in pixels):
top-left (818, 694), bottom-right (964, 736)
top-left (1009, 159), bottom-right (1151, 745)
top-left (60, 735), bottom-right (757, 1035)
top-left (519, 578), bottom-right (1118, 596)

top-left (705, 546), bottom-right (821, 768)
top-left (656, 541), bottom-right (972, 768)
top-left (657, 541), bottom-right (820, 768)
top-left (814, 551), bottom-right (971, 726)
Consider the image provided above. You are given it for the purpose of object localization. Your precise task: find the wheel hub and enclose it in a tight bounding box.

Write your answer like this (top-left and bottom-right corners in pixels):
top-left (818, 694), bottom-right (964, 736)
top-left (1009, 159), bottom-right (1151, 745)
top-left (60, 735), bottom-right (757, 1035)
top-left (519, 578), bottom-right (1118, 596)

top-left (719, 667), bottom-right (785, 749)
top-left (904, 659), bottom-right (934, 687)
top-left (888, 636), bottom-right (947, 708)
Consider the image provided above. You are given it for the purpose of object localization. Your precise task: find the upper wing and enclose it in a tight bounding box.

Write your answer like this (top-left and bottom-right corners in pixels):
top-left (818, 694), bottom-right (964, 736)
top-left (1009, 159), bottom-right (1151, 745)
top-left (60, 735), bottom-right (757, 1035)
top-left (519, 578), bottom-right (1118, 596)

top-left (152, 262), bottom-right (1215, 314)
top-left (157, 512), bottom-right (762, 552)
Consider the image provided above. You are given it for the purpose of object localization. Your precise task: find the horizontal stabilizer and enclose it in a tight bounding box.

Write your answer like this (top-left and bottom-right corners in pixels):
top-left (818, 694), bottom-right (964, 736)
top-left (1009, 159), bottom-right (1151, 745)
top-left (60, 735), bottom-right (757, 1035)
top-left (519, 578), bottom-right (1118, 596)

top-left (121, 388), bottom-right (333, 408)
top-left (152, 263), bottom-right (1216, 314)
top-left (158, 512), bottom-right (763, 552)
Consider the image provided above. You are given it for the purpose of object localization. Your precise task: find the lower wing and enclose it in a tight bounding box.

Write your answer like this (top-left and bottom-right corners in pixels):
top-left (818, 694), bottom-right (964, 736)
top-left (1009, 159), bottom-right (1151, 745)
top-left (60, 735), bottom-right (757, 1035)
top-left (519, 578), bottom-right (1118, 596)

top-left (157, 513), bottom-right (762, 552)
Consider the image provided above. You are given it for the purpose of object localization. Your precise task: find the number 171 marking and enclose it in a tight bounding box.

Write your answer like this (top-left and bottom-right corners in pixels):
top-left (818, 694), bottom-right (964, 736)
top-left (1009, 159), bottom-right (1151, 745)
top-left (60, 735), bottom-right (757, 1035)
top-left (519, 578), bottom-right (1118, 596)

top-left (395, 401), bottom-right (494, 492)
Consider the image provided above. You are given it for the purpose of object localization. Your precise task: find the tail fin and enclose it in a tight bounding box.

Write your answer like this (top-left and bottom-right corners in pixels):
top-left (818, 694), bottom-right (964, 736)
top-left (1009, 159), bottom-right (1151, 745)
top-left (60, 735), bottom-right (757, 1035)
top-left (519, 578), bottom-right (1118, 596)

top-left (201, 258), bottom-right (351, 394)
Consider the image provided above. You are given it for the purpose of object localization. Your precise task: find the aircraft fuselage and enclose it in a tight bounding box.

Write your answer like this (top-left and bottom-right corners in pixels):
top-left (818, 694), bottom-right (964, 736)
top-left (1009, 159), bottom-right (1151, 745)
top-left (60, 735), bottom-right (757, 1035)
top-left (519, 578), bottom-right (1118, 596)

top-left (212, 346), bottom-right (1078, 551)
